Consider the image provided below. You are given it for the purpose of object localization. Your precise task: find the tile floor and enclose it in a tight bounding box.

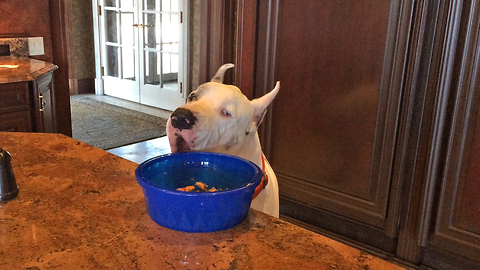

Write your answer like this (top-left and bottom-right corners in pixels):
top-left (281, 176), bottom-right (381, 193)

top-left (82, 94), bottom-right (172, 164)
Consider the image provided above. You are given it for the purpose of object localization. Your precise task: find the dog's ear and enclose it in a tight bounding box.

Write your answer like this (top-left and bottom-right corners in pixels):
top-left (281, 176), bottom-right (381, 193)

top-left (248, 81), bottom-right (280, 134)
top-left (211, 63), bottom-right (235, 83)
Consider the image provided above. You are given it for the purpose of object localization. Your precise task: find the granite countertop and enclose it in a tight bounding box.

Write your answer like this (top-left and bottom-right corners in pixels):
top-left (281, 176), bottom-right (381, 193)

top-left (0, 132), bottom-right (406, 270)
top-left (0, 56), bottom-right (58, 84)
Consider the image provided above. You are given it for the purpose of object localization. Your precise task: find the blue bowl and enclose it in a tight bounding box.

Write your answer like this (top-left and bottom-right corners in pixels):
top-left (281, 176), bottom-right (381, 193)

top-left (135, 152), bottom-right (262, 233)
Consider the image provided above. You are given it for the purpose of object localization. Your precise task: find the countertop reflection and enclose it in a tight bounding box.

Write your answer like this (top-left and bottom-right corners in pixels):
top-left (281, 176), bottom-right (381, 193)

top-left (0, 56), bottom-right (57, 84)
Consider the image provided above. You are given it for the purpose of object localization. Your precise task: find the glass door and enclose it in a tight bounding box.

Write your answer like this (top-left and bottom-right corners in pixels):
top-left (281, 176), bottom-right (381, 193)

top-left (99, 0), bottom-right (185, 110)
top-left (102, 0), bottom-right (140, 102)
top-left (139, 0), bottom-right (184, 111)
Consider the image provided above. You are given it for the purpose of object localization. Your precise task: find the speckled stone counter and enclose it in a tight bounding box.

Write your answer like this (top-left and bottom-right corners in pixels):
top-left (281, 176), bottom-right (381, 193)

top-left (0, 56), bottom-right (57, 84)
top-left (0, 133), bottom-right (406, 270)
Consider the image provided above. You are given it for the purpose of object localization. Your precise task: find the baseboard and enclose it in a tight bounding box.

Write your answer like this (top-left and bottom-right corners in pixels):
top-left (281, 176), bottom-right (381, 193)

top-left (279, 197), bottom-right (397, 252)
top-left (423, 246), bottom-right (480, 270)
top-left (69, 78), bottom-right (95, 95)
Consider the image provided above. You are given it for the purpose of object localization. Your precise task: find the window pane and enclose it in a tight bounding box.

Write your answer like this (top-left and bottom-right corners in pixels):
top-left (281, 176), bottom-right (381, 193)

top-left (107, 46), bottom-right (119, 77)
top-left (170, 0), bottom-right (179, 12)
top-left (162, 53), bottom-right (178, 90)
top-left (162, 0), bottom-right (179, 12)
top-left (121, 12), bottom-right (134, 46)
top-left (122, 48), bottom-right (135, 80)
top-left (164, 53), bottom-right (178, 74)
top-left (161, 14), bottom-right (178, 45)
top-left (106, 10), bottom-right (118, 43)
top-left (144, 51), bottom-right (160, 85)
top-left (144, 13), bottom-right (160, 49)
top-left (145, 0), bottom-right (157, 11)
top-left (106, 0), bottom-right (117, 7)
top-left (120, 0), bottom-right (133, 10)
top-left (161, 0), bottom-right (170, 11)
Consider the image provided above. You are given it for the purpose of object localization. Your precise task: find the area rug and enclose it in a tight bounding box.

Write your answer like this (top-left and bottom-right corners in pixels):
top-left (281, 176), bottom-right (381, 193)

top-left (70, 96), bottom-right (168, 150)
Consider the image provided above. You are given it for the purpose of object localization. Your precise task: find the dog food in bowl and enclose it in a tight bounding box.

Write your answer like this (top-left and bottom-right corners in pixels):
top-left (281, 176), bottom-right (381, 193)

top-left (176, 181), bottom-right (221, 192)
top-left (135, 152), bottom-right (262, 233)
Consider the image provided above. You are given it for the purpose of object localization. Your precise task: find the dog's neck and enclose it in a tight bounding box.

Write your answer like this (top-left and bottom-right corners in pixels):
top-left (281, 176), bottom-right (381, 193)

top-left (204, 133), bottom-right (263, 168)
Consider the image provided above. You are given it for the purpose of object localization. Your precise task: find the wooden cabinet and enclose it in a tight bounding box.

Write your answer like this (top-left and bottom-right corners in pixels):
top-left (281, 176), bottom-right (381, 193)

top-left (222, 0), bottom-right (480, 269)
top-left (421, 1), bottom-right (480, 269)
top-left (32, 72), bottom-right (56, 133)
top-left (0, 70), bottom-right (56, 133)
top-left (253, 0), bottom-right (410, 253)
top-left (0, 111), bottom-right (32, 132)
top-left (0, 81), bottom-right (32, 132)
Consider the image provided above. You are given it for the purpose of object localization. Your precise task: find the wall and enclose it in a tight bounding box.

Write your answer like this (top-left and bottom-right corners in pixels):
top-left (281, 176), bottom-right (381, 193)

top-left (68, 0), bottom-right (95, 92)
top-left (0, 0), bottom-right (53, 62)
top-left (189, 0), bottom-right (201, 91)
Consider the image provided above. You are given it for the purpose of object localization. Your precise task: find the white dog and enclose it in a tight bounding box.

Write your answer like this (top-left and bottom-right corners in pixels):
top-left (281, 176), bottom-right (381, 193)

top-left (166, 63), bottom-right (280, 217)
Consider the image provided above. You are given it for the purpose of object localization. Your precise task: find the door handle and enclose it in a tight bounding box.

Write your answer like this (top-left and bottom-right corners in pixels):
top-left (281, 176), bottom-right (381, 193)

top-left (39, 93), bottom-right (46, 112)
top-left (132, 24), bottom-right (144, 28)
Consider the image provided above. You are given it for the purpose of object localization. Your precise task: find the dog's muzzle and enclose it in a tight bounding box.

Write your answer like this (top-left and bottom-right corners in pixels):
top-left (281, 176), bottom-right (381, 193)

top-left (170, 108), bottom-right (197, 130)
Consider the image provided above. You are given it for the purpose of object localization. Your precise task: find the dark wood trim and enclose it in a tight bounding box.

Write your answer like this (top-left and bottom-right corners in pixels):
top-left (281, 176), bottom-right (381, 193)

top-left (393, 0), bottom-right (439, 263)
top-left (280, 198), bottom-right (398, 253)
top-left (69, 78), bottom-right (95, 95)
top-left (395, 0), bottom-right (462, 264)
top-left (422, 0), bottom-right (480, 267)
top-left (0, 33), bottom-right (27, 38)
top-left (235, 0), bottom-right (257, 99)
top-left (198, 0), bottom-right (237, 85)
top-left (424, 245), bottom-right (480, 270)
top-left (222, 0), bottom-right (237, 85)
top-left (64, 0), bottom-right (76, 84)
top-left (49, 0), bottom-right (72, 136)
top-left (254, 0), bottom-right (280, 159)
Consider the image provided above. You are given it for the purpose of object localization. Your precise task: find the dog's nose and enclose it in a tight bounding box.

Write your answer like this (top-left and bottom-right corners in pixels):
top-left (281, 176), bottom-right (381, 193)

top-left (170, 108), bottom-right (197, 130)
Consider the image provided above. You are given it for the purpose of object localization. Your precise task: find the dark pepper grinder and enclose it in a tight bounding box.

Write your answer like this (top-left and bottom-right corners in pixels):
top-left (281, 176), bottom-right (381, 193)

top-left (0, 148), bottom-right (19, 202)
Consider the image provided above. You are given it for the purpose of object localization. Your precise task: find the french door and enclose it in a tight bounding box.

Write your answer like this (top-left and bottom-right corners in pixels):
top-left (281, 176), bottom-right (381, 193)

top-left (99, 0), bottom-right (186, 111)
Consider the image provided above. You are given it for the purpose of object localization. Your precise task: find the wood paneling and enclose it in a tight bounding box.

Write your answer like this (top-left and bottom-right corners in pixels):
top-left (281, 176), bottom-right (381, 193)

top-left (422, 1), bottom-right (480, 269)
top-left (254, 0), bottom-right (413, 251)
top-left (33, 73), bottom-right (57, 133)
top-left (49, 0), bottom-right (72, 136)
top-left (235, 0), bottom-right (257, 99)
top-left (0, 111), bottom-right (32, 132)
top-left (162, 0), bottom-right (480, 268)
top-left (198, 0), bottom-right (237, 86)
top-left (0, 82), bottom-right (30, 113)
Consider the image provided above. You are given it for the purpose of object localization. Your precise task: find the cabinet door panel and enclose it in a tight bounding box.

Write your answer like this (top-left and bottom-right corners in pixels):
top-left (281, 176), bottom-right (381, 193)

top-left (424, 2), bottom-right (480, 268)
top-left (0, 111), bottom-right (32, 132)
top-left (33, 73), bottom-right (56, 133)
top-left (0, 82), bottom-right (30, 113)
top-left (255, 0), bottom-right (412, 250)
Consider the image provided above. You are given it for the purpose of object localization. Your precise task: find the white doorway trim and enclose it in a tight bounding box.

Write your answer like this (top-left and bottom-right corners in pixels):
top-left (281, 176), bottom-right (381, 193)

top-left (91, 0), bottom-right (189, 109)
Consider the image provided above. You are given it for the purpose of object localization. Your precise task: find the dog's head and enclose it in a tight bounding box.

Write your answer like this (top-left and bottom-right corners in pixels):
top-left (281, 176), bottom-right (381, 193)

top-left (166, 63), bottom-right (280, 154)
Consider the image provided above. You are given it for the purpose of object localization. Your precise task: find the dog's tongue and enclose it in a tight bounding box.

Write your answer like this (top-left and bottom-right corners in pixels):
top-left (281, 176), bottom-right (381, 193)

top-left (173, 135), bottom-right (191, 153)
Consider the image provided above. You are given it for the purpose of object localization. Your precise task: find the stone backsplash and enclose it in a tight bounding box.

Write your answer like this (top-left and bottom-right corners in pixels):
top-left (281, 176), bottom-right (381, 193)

top-left (0, 38), bottom-right (29, 57)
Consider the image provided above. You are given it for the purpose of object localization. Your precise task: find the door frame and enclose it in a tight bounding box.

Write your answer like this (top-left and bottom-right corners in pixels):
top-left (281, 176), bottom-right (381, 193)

top-left (92, 0), bottom-right (190, 108)
top-left (92, 0), bottom-right (104, 96)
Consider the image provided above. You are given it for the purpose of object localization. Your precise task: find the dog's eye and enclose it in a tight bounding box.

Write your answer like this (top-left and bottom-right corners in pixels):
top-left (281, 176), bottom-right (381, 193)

top-left (187, 93), bottom-right (197, 102)
top-left (221, 109), bottom-right (232, 117)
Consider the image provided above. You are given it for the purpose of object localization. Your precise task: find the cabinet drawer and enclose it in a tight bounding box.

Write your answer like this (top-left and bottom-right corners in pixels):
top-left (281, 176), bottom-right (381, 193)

top-left (0, 110), bottom-right (32, 132)
top-left (0, 82), bottom-right (30, 113)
